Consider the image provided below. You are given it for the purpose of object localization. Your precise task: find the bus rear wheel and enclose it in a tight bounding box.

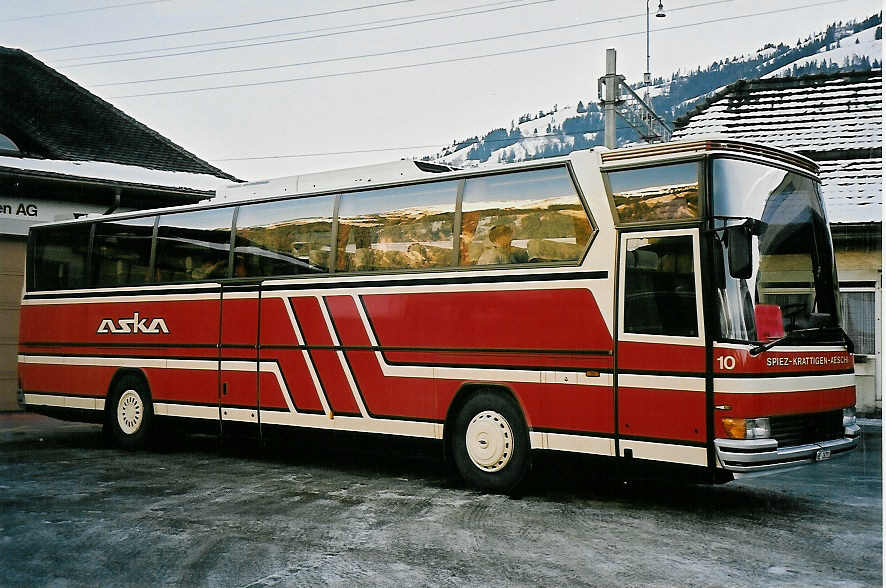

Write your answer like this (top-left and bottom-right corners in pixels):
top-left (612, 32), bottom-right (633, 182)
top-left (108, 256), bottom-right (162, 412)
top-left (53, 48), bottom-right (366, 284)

top-left (450, 390), bottom-right (530, 493)
top-left (106, 375), bottom-right (153, 450)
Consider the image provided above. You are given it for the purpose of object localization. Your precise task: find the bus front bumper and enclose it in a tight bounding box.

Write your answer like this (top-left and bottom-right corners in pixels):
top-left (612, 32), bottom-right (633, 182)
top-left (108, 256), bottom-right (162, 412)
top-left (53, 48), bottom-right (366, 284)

top-left (714, 425), bottom-right (860, 475)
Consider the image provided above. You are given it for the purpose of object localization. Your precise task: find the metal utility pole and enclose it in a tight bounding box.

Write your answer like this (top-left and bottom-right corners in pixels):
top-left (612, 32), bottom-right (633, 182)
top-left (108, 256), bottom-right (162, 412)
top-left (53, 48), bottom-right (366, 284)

top-left (602, 49), bottom-right (619, 149)
top-left (598, 48), bottom-right (672, 148)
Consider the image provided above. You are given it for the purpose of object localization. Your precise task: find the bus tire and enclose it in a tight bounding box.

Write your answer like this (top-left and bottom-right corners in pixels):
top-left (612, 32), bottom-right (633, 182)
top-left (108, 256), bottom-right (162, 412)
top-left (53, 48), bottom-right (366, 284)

top-left (106, 374), bottom-right (153, 450)
top-left (450, 390), bottom-right (530, 493)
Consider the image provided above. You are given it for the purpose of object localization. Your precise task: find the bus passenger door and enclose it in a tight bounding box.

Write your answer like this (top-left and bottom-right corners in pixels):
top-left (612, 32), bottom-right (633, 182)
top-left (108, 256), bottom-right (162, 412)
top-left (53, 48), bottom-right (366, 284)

top-left (615, 228), bottom-right (708, 466)
top-left (219, 284), bottom-right (260, 436)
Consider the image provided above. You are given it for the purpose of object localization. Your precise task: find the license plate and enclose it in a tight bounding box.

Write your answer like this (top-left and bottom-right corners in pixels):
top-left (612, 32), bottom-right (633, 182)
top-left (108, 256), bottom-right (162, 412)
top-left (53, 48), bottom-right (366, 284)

top-left (815, 449), bottom-right (832, 461)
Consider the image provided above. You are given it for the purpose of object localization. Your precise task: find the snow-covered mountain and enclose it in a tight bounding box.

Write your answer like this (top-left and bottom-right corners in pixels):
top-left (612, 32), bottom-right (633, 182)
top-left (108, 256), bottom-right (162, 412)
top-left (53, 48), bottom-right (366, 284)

top-left (423, 14), bottom-right (881, 168)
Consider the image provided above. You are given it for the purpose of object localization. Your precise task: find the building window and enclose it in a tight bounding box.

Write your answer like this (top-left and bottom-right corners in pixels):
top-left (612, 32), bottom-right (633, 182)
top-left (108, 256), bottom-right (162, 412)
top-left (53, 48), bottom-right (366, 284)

top-left (841, 290), bottom-right (876, 356)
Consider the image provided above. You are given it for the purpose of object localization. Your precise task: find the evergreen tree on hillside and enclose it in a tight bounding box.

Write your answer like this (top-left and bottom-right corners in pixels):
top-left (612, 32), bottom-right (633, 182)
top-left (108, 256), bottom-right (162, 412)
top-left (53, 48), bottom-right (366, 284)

top-left (435, 12), bottom-right (881, 165)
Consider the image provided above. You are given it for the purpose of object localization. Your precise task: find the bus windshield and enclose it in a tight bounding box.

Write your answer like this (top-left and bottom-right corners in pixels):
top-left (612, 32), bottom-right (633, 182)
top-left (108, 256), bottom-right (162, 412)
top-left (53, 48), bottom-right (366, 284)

top-left (711, 158), bottom-right (840, 344)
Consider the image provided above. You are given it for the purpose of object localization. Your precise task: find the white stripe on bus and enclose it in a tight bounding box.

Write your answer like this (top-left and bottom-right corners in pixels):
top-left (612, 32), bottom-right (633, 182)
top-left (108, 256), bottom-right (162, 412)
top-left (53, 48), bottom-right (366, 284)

top-left (618, 374), bottom-right (705, 391)
top-left (316, 295), bottom-right (370, 418)
top-left (714, 373), bottom-right (854, 393)
top-left (282, 297), bottom-right (333, 418)
top-left (619, 440), bottom-right (708, 466)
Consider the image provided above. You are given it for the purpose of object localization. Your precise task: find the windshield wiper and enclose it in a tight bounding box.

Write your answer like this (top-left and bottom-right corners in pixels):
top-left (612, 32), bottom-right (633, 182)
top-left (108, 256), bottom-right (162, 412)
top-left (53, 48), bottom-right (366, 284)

top-left (749, 326), bottom-right (854, 356)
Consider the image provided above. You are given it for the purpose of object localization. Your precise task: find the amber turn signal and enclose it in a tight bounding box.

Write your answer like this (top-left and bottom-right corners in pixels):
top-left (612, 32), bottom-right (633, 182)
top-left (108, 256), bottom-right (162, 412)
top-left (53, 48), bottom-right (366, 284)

top-left (721, 417), bottom-right (746, 439)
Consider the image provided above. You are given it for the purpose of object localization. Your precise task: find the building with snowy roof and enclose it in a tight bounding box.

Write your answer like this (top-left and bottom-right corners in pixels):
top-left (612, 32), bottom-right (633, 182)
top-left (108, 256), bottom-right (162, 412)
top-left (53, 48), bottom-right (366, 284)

top-left (673, 69), bottom-right (882, 413)
top-left (0, 47), bottom-right (239, 410)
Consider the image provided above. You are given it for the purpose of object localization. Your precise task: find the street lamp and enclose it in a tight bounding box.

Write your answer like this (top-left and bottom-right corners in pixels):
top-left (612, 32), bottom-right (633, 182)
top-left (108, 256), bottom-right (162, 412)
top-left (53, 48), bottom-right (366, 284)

top-left (644, 0), bottom-right (666, 113)
top-left (645, 1), bottom-right (666, 89)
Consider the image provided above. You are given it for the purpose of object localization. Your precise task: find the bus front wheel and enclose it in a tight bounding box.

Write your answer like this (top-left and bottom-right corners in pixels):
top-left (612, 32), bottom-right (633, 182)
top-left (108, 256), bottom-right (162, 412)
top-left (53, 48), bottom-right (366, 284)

top-left (106, 374), bottom-right (153, 450)
top-left (450, 390), bottom-right (530, 493)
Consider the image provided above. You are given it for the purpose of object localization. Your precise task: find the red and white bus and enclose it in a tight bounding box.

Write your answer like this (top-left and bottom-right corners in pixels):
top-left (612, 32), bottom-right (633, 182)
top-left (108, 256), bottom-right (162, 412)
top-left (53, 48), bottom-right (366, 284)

top-left (18, 139), bottom-right (860, 491)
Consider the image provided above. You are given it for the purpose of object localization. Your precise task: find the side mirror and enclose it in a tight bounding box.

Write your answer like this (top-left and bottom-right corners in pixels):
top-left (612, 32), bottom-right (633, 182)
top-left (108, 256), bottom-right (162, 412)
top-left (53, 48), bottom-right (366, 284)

top-left (725, 225), bottom-right (753, 279)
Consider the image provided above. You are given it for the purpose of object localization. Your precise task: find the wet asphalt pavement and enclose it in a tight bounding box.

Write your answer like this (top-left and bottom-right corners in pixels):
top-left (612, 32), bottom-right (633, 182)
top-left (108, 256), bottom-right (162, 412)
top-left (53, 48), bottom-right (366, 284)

top-left (0, 413), bottom-right (881, 587)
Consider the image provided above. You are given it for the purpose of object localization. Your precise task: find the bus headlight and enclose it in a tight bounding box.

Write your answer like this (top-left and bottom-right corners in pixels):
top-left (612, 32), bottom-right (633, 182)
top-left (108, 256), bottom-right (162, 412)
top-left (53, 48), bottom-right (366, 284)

top-left (746, 417), bottom-right (770, 439)
top-left (722, 417), bottom-right (771, 439)
top-left (843, 407), bottom-right (857, 428)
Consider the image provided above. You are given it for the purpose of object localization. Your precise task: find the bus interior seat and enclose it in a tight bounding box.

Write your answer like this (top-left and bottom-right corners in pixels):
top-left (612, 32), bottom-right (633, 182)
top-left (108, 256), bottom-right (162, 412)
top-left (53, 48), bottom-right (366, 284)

top-left (528, 239), bottom-right (580, 261)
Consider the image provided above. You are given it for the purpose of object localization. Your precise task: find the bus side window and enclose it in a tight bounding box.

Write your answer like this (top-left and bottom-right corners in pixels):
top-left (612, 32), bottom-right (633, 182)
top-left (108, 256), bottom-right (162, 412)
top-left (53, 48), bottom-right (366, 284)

top-left (623, 235), bottom-right (698, 337)
top-left (336, 181), bottom-right (458, 273)
top-left (91, 216), bottom-right (156, 287)
top-left (154, 208), bottom-right (233, 282)
top-left (460, 167), bottom-right (592, 267)
top-left (31, 224), bottom-right (90, 291)
top-left (606, 162), bottom-right (700, 224)
top-left (234, 194), bottom-right (335, 277)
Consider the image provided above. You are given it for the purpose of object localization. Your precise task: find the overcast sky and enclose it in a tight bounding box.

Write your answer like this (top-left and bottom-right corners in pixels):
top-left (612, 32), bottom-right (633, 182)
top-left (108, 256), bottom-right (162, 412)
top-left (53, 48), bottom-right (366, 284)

top-left (3, 0), bottom-right (881, 181)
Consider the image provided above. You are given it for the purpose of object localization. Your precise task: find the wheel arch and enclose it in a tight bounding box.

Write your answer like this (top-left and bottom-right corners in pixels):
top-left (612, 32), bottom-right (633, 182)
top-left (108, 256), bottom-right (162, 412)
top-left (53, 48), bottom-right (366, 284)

top-left (105, 368), bottom-right (151, 408)
top-left (443, 382), bottom-right (530, 461)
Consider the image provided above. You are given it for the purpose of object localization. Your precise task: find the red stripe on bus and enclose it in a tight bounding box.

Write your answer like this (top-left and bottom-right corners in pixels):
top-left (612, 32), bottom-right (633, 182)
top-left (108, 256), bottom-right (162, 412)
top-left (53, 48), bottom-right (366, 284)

top-left (259, 298), bottom-right (325, 412)
top-left (362, 288), bottom-right (613, 355)
top-left (290, 297), bottom-right (361, 415)
top-left (19, 345), bottom-right (218, 359)
top-left (257, 371), bottom-right (288, 410)
top-left (220, 369), bottom-right (258, 409)
top-left (382, 350), bottom-right (613, 370)
top-left (20, 300), bottom-right (220, 348)
top-left (325, 295), bottom-right (456, 420)
top-left (617, 341), bottom-right (705, 373)
top-left (145, 368), bottom-right (218, 405)
top-left (220, 298), bottom-right (258, 347)
top-left (18, 363), bottom-right (114, 397)
top-left (618, 387), bottom-right (706, 442)
top-left (262, 352), bottom-right (325, 412)
top-left (511, 382), bottom-right (615, 434)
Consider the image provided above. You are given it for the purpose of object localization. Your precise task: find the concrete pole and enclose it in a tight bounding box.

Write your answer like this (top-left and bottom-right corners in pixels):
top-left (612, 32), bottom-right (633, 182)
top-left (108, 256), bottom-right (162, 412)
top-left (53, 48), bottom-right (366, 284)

top-left (604, 48), bottom-right (618, 149)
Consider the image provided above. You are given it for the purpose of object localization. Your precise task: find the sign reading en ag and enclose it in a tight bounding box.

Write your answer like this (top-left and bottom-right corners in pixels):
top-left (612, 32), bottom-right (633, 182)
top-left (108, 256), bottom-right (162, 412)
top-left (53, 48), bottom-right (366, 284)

top-left (0, 203), bottom-right (38, 216)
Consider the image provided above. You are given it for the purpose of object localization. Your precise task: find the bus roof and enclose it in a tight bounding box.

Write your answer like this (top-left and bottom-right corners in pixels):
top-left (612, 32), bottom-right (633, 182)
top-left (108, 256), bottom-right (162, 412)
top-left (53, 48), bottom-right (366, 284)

top-left (31, 138), bottom-right (817, 229)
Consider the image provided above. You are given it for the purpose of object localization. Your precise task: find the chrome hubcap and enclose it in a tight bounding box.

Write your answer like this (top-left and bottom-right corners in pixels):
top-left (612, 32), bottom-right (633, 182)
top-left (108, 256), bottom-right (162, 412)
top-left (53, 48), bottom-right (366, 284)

top-left (117, 390), bottom-right (143, 435)
top-left (465, 410), bottom-right (513, 472)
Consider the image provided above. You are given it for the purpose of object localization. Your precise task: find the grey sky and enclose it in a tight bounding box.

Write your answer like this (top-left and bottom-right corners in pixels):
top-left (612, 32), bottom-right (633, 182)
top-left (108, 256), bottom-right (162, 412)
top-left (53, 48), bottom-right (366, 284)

top-left (3, 0), bottom-right (880, 181)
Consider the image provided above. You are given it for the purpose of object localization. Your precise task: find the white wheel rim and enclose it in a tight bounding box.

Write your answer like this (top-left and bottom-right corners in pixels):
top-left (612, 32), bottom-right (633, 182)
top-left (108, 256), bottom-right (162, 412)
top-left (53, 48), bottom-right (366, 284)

top-left (117, 390), bottom-right (144, 435)
top-left (465, 410), bottom-right (513, 472)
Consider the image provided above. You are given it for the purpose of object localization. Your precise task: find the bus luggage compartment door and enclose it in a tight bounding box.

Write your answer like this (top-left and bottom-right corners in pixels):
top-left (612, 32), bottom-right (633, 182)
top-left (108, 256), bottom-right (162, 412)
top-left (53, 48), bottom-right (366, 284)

top-left (219, 284), bottom-right (260, 433)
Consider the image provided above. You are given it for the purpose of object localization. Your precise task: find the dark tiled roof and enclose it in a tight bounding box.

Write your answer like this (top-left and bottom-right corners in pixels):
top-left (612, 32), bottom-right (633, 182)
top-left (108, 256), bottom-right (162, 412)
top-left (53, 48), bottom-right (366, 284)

top-left (672, 70), bottom-right (881, 223)
top-left (0, 47), bottom-right (238, 181)
top-left (819, 157), bottom-right (882, 223)
top-left (673, 70), bottom-right (881, 153)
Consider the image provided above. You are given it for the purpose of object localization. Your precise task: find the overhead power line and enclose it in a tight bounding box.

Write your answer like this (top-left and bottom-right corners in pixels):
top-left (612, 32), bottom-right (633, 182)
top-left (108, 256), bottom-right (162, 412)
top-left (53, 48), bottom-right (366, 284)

top-left (37, 0), bottom-right (418, 52)
top-left (94, 0), bottom-right (735, 86)
top-left (111, 0), bottom-right (847, 99)
top-left (0, 0), bottom-right (169, 23)
top-left (64, 0), bottom-right (555, 68)
top-left (53, 0), bottom-right (524, 64)
top-left (212, 129), bottom-right (622, 161)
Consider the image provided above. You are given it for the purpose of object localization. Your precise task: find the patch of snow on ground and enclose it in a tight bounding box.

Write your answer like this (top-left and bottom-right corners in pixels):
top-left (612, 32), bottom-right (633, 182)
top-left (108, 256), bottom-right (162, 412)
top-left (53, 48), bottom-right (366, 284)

top-left (763, 26), bottom-right (881, 78)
